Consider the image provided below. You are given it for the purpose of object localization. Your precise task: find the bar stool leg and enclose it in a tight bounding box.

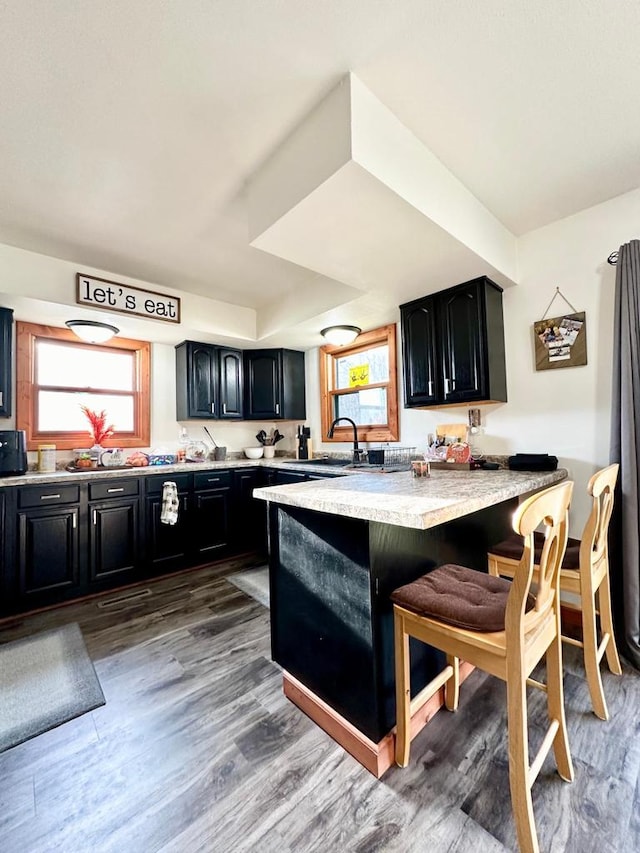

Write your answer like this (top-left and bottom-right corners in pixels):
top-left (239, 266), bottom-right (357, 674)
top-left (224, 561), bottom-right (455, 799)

top-left (507, 672), bottom-right (539, 853)
top-left (394, 609), bottom-right (411, 767)
top-left (581, 580), bottom-right (609, 720)
top-left (445, 654), bottom-right (459, 710)
top-left (546, 633), bottom-right (574, 782)
top-left (597, 577), bottom-right (623, 676)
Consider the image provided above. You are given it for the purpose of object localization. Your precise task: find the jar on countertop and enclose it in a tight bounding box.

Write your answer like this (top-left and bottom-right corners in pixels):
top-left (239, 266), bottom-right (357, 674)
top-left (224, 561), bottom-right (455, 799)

top-left (38, 444), bottom-right (57, 473)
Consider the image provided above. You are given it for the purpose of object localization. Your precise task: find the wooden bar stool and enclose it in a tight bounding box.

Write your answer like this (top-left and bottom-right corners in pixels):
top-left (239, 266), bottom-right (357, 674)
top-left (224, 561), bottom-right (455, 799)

top-left (392, 480), bottom-right (574, 853)
top-left (487, 463), bottom-right (621, 720)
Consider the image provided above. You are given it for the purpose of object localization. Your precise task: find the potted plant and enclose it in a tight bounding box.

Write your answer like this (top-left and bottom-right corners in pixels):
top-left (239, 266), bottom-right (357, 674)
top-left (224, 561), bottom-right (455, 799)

top-left (80, 406), bottom-right (115, 459)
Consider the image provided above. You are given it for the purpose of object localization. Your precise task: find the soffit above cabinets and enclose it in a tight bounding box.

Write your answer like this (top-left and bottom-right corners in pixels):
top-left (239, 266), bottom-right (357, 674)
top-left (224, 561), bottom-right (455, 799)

top-left (248, 74), bottom-right (519, 307)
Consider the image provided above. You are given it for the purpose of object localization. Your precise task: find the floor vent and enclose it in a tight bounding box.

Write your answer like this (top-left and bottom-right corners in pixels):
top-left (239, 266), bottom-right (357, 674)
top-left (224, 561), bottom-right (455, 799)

top-left (97, 588), bottom-right (153, 609)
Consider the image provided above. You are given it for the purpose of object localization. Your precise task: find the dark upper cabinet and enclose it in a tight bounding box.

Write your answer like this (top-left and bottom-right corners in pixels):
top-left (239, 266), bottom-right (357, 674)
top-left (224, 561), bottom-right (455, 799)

top-left (218, 348), bottom-right (243, 418)
top-left (243, 349), bottom-right (306, 420)
top-left (400, 277), bottom-right (507, 408)
top-left (400, 295), bottom-right (440, 407)
top-left (0, 307), bottom-right (13, 417)
top-left (175, 341), bottom-right (243, 420)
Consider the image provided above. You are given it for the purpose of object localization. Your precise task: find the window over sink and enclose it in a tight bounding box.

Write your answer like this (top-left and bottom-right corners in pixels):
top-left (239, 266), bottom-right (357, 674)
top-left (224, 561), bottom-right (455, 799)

top-left (319, 323), bottom-right (399, 444)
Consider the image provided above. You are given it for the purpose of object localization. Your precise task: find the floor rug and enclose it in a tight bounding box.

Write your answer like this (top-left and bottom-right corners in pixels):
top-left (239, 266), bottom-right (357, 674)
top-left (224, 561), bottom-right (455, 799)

top-left (227, 565), bottom-right (270, 609)
top-left (0, 622), bottom-right (105, 753)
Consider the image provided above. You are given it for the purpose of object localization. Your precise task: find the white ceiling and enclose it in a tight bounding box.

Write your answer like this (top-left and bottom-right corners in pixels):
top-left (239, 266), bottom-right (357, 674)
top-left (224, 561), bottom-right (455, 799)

top-left (1, 1), bottom-right (639, 347)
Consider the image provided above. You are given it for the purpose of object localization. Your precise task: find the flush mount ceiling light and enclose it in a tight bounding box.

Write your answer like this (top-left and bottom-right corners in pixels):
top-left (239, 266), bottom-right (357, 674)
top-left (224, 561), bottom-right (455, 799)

top-left (65, 320), bottom-right (120, 344)
top-left (320, 325), bottom-right (362, 346)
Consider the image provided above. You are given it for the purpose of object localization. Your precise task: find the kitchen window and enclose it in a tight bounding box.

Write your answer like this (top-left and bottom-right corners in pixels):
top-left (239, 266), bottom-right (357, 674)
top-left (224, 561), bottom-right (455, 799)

top-left (16, 321), bottom-right (151, 450)
top-left (320, 323), bottom-right (399, 443)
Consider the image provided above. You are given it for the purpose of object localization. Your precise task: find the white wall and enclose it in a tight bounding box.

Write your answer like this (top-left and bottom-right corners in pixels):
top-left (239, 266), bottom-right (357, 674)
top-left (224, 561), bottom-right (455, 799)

top-left (0, 243), bottom-right (302, 461)
top-left (310, 187), bottom-right (640, 529)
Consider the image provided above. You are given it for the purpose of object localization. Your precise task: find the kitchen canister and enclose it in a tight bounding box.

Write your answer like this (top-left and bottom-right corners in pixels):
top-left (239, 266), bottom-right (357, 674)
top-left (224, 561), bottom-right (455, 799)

top-left (38, 443), bottom-right (57, 473)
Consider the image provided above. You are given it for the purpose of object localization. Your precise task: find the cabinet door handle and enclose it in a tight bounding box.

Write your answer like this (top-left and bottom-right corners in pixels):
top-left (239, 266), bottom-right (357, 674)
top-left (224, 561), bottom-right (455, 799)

top-left (275, 403), bottom-right (280, 415)
top-left (222, 403), bottom-right (227, 414)
top-left (210, 402), bottom-right (215, 414)
top-left (207, 477), bottom-right (220, 483)
top-left (183, 497), bottom-right (188, 511)
top-left (93, 509), bottom-right (97, 525)
top-left (0, 391), bottom-right (3, 406)
top-left (72, 513), bottom-right (77, 529)
top-left (40, 493), bottom-right (61, 500)
top-left (444, 378), bottom-right (450, 395)
top-left (107, 487), bottom-right (125, 493)
top-left (428, 380), bottom-right (433, 396)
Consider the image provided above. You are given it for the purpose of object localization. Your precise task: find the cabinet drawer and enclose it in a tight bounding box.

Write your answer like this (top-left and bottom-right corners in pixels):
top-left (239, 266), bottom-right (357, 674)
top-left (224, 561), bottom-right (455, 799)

top-left (146, 472), bottom-right (192, 494)
top-left (89, 479), bottom-right (139, 501)
top-left (19, 484), bottom-right (80, 507)
top-left (194, 470), bottom-right (231, 491)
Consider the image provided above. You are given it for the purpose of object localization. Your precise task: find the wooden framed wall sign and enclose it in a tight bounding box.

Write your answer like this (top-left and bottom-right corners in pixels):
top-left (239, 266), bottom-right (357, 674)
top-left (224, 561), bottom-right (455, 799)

top-left (76, 273), bottom-right (181, 323)
top-left (533, 311), bottom-right (587, 371)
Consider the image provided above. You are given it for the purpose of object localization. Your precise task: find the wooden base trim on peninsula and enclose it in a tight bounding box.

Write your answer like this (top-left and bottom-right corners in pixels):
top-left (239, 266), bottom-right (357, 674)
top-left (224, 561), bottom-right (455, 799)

top-left (283, 661), bottom-right (475, 778)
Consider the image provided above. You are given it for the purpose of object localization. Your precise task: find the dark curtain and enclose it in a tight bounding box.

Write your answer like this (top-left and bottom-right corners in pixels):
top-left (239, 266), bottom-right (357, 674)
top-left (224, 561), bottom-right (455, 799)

top-left (610, 239), bottom-right (640, 669)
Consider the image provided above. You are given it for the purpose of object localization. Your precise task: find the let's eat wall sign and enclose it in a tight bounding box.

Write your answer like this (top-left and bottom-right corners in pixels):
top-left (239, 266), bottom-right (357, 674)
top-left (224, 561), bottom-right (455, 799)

top-left (76, 273), bottom-right (181, 323)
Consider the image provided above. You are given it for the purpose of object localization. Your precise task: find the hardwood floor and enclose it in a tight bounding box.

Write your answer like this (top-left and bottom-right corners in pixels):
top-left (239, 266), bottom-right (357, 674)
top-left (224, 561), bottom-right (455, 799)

top-left (1, 555), bottom-right (638, 853)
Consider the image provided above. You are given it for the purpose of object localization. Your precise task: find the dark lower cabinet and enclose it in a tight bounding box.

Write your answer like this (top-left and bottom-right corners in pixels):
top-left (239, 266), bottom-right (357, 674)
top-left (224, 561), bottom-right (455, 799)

top-left (233, 467), bottom-right (267, 551)
top-left (192, 488), bottom-right (231, 558)
top-left (144, 472), bottom-right (191, 572)
top-left (89, 499), bottom-right (140, 584)
top-left (145, 490), bottom-right (191, 571)
top-left (18, 505), bottom-right (81, 603)
top-left (13, 483), bottom-right (82, 609)
top-left (144, 470), bottom-right (232, 574)
top-left (0, 463), bottom-right (335, 615)
top-left (88, 478), bottom-right (141, 584)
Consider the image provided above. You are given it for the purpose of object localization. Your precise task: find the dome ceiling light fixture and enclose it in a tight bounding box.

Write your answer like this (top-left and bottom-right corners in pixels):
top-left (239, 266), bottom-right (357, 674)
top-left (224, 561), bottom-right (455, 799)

top-left (65, 319), bottom-right (120, 344)
top-left (320, 325), bottom-right (362, 346)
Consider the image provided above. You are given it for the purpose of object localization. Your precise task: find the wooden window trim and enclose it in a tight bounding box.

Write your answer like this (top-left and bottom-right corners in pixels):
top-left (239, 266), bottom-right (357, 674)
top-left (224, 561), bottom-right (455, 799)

top-left (320, 323), bottom-right (399, 444)
top-left (16, 322), bottom-right (151, 451)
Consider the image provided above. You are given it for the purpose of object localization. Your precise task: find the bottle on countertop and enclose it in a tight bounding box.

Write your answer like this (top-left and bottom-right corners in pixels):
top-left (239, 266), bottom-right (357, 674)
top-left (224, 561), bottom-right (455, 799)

top-left (177, 427), bottom-right (190, 463)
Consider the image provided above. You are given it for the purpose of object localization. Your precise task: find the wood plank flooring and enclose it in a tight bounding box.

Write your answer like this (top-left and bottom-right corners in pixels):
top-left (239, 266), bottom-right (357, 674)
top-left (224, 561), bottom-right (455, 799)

top-left (0, 554), bottom-right (638, 852)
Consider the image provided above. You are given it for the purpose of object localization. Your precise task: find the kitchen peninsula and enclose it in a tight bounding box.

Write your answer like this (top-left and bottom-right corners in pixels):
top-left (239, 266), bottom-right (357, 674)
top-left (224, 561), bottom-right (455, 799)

top-left (254, 467), bottom-right (567, 776)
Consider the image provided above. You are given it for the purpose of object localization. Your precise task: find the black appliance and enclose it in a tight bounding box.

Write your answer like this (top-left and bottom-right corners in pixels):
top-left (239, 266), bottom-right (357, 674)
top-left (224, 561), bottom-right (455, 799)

top-left (0, 430), bottom-right (28, 476)
top-left (296, 425), bottom-right (311, 460)
top-left (508, 453), bottom-right (558, 472)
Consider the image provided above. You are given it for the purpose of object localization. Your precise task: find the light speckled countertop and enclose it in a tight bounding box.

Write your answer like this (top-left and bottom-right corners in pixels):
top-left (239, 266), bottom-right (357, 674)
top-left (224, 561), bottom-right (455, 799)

top-left (0, 457), bottom-right (346, 488)
top-left (253, 468), bottom-right (568, 530)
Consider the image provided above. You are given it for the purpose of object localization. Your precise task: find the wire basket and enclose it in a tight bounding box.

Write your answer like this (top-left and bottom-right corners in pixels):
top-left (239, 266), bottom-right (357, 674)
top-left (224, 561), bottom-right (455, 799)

top-left (367, 447), bottom-right (417, 466)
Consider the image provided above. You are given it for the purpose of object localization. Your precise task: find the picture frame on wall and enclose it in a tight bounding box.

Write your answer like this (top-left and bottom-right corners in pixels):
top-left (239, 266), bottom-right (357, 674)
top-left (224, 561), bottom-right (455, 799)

top-left (533, 311), bottom-right (587, 371)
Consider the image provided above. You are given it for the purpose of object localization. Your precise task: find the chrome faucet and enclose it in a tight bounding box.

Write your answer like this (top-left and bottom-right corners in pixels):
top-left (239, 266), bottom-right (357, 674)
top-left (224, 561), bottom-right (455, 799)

top-left (328, 417), bottom-right (363, 463)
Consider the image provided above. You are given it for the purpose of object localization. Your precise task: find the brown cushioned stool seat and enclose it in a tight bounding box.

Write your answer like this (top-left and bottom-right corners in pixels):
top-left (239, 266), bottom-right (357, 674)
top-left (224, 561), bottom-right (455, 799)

top-left (391, 564), bottom-right (532, 633)
top-left (489, 531), bottom-right (581, 570)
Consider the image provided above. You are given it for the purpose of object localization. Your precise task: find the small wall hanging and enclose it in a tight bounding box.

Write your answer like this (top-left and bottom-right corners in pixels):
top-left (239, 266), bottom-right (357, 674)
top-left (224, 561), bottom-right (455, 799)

top-left (533, 288), bottom-right (587, 371)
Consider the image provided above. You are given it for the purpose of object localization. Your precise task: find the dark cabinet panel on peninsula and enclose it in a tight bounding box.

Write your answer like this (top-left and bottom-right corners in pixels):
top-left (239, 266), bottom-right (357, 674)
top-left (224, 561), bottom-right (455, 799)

top-left (243, 349), bottom-right (306, 420)
top-left (401, 277), bottom-right (507, 407)
top-left (175, 341), bottom-right (243, 420)
top-left (0, 307), bottom-right (13, 417)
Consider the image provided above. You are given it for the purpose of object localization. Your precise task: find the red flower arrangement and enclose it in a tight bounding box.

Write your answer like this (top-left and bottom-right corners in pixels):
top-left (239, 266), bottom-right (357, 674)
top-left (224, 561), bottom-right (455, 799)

top-left (80, 405), bottom-right (115, 446)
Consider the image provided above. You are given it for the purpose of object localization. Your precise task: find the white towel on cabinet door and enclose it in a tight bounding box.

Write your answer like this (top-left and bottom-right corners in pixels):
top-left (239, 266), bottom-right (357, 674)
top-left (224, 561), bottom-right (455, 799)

top-left (161, 481), bottom-right (179, 525)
